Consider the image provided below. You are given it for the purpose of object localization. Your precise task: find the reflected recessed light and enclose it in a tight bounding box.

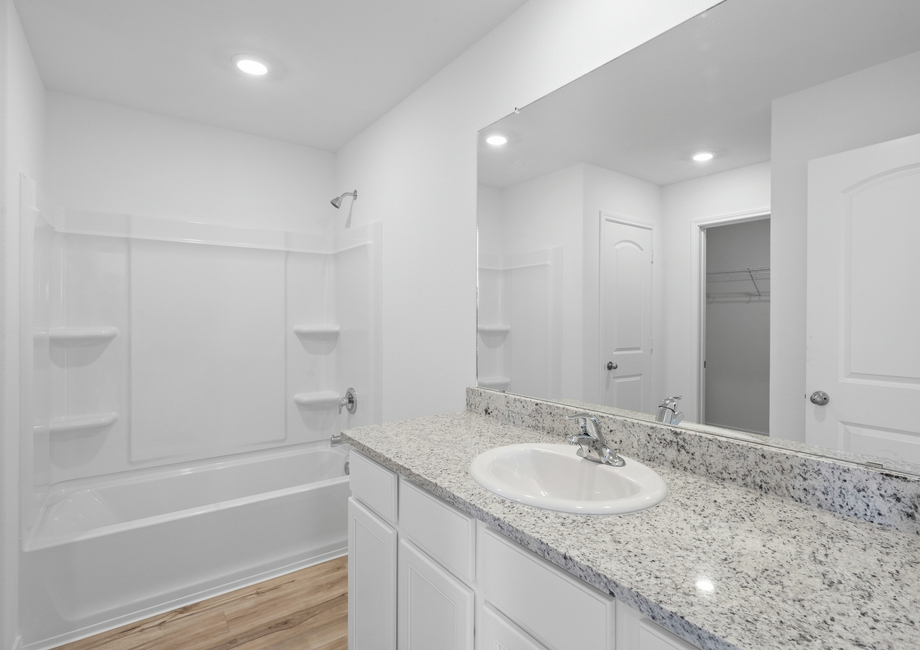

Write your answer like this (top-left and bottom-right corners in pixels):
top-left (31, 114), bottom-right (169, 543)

top-left (233, 54), bottom-right (269, 76)
top-left (692, 151), bottom-right (714, 162)
top-left (486, 134), bottom-right (508, 146)
top-left (696, 578), bottom-right (715, 592)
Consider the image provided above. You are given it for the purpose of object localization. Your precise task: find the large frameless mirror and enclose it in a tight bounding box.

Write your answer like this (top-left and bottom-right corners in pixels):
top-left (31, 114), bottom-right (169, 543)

top-left (476, 0), bottom-right (920, 475)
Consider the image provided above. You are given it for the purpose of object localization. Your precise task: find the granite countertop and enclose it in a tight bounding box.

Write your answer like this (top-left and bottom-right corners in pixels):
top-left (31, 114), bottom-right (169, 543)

top-left (341, 411), bottom-right (920, 650)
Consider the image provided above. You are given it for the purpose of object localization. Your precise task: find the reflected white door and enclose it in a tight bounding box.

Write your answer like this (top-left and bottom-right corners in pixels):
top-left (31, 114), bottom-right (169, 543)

top-left (806, 132), bottom-right (920, 464)
top-left (600, 216), bottom-right (652, 413)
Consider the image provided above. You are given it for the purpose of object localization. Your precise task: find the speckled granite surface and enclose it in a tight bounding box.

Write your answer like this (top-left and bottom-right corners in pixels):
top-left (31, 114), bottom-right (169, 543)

top-left (468, 388), bottom-right (920, 536)
top-left (341, 411), bottom-right (920, 650)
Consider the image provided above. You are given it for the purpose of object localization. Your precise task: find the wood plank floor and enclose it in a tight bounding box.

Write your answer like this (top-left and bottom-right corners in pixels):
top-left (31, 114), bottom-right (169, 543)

top-left (53, 556), bottom-right (348, 650)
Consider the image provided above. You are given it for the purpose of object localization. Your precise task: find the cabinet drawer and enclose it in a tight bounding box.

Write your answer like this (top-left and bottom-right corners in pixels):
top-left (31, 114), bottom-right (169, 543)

top-left (480, 527), bottom-right (615, 650)
top-left (349, 450), bottom-right (398, 523)
top-left (399, 478), bottom-right (476, 582)
top-left (480, 603), bottom-right (549, 650)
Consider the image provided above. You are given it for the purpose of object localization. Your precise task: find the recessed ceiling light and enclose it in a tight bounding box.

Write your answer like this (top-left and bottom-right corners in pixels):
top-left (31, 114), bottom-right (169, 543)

top-left (692, 151), bottom-right (714, 162)
top-left (486, 134), bottom-right (508, 146)
top-left (233, 54), bottom-right (269, 76)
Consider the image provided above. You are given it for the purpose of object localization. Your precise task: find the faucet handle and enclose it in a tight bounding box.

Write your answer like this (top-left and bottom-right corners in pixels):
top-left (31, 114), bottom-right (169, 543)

top-left (600, 447), bottom-right (626, 467)
top-left (658, 395), bottom-right (682, 408)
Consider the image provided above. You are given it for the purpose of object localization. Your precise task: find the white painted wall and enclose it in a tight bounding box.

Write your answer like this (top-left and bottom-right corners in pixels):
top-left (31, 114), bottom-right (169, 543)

top-left (705, 219), bottom-right (770, 434)
top-left (771, 49), bottom-right (920, 442)
top-left (2, 1), bottom-right (46, 646)
top-left (499, 165), bottom-right (582, 399)
top-left (477, 185), bottom-right (502, 259)
top-left (660, 162), bottom-right (771, 424)
top-left (335, 0), bottom-right (721, 423)
top-left (45, 92), bottom-right (336, 233)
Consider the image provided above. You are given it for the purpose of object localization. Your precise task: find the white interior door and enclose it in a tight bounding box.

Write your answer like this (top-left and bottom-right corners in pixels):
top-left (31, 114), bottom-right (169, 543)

top-left (599, 216), bottom-right (652, 413)
top-left (806, 132), bottom-right (920, 464)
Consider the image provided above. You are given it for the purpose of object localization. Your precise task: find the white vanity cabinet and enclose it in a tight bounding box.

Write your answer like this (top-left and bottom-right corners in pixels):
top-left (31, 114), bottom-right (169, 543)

top-left (347, 450), bottom-right (701, 650)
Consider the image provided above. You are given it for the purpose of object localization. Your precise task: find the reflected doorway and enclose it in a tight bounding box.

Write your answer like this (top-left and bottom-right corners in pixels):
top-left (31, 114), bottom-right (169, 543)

top-left (701, 218), bottom-right (770, 434)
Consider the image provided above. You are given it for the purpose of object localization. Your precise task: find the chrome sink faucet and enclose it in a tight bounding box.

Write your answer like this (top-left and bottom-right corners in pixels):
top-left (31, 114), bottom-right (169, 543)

top-left (655, 396), bottom-right (684, 425)
top-left (565, 412), bottom-right (625, 467)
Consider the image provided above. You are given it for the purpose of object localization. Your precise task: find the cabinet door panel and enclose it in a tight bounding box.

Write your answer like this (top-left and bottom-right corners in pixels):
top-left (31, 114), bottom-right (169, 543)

top-left (398, 539), bottom-right (474, 650)
top-left (348, 497), bottom-right (397, 650)
top-left (638, 620), bottom-right (701, 650)
top-left (480, 603), bottom-right (549, 650)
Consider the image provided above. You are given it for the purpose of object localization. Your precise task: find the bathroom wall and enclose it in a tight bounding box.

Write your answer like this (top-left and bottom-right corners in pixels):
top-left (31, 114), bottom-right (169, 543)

top-left (335, 0), bottom-right (722, 423)
top-left (660, 162), bottom-right (771, 424)
top-left (45, 92), bottom-right (336, 232)
top-left (495, 165), bottom-right (580, 399)
top-left (2, 0), bottom-right (46, 646)
top-left (771, 49), bottom-right (920, 442)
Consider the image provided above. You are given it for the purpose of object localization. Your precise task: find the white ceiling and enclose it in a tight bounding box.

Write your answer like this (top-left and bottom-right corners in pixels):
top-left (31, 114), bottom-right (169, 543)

top-left (478, 0), bottom-right (920, 188)
top-left (15, 0), bottom-right (527, 152)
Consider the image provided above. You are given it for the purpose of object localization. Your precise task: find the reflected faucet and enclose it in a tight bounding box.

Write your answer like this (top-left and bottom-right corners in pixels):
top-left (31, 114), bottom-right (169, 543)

top-left (655, 396), bottom-right (684, 426)
top-left (565, 412), bottom-right (625, 467)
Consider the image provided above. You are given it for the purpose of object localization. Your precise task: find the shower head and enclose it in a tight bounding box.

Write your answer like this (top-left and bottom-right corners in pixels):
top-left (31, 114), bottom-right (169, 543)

top-left (331, 190), bottom-right (358, 209)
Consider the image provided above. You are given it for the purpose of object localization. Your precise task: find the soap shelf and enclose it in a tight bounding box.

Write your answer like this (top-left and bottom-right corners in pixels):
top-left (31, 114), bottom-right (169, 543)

top-left (293, 392), bottom-right (341, 408)
top-left (42, 327), bottom-right (120, 345)
top-left (478, 377), bottom-right (510, 390)
top-left (478, 325), bottom-right (510, 335)
top-left (293, 325), bottom-right (340, 338)
top-left (44, 412), bottom-right (119, 436)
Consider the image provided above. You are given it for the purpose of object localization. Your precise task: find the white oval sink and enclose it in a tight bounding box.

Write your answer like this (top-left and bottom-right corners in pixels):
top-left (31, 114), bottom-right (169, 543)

top-left (470, 443), bottom-right (667, 514)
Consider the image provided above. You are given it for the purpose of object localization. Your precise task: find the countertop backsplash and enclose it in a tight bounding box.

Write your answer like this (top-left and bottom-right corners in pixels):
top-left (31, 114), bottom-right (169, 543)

top-left (467, 387), bottom-right (920, 535)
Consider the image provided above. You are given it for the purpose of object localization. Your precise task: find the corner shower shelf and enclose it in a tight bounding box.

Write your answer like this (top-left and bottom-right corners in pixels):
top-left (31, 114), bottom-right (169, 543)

top-left (45, 412), bottom-right (119, 436)
top-left (293, 392), bottom-right (341, 408)
top-left (293, 325), bottom-right (340, 338)
top-left (478, 325), bottom-right (510, 335)
top-left (478, 376), bottom-right (510, 390)
top-left (43, 327), bottom-right (120, 345)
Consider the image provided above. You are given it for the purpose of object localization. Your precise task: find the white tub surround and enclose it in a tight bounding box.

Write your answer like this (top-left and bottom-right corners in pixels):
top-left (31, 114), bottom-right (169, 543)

top-left (341, 409), bottom-right (920, 650)
top-left (20, 443), bottom-right (350, 650)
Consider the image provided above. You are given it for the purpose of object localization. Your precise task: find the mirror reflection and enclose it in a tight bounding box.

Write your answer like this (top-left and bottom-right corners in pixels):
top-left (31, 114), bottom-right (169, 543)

top-left (476, 0), bottom-right (920, 474)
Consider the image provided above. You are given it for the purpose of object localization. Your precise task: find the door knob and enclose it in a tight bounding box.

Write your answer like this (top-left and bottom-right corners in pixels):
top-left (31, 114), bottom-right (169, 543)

top-left (606, 362), bottom-right (618, 370)
top-left (809, 391), bottom-right (829, 406)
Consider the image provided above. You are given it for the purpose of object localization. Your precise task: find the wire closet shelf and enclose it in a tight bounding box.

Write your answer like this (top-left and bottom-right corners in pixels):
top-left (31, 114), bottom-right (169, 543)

top-left (706, 266), bottom-right (770, 301)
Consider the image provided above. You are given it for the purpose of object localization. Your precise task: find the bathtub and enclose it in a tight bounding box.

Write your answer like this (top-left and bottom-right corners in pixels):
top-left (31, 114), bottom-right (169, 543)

top-left (21, 442), bottom-right (350, 650)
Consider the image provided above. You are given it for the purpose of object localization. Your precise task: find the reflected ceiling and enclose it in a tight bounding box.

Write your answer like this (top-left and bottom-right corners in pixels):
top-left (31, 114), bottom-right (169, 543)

top-left (478, 0), bottom-right (920, 188)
